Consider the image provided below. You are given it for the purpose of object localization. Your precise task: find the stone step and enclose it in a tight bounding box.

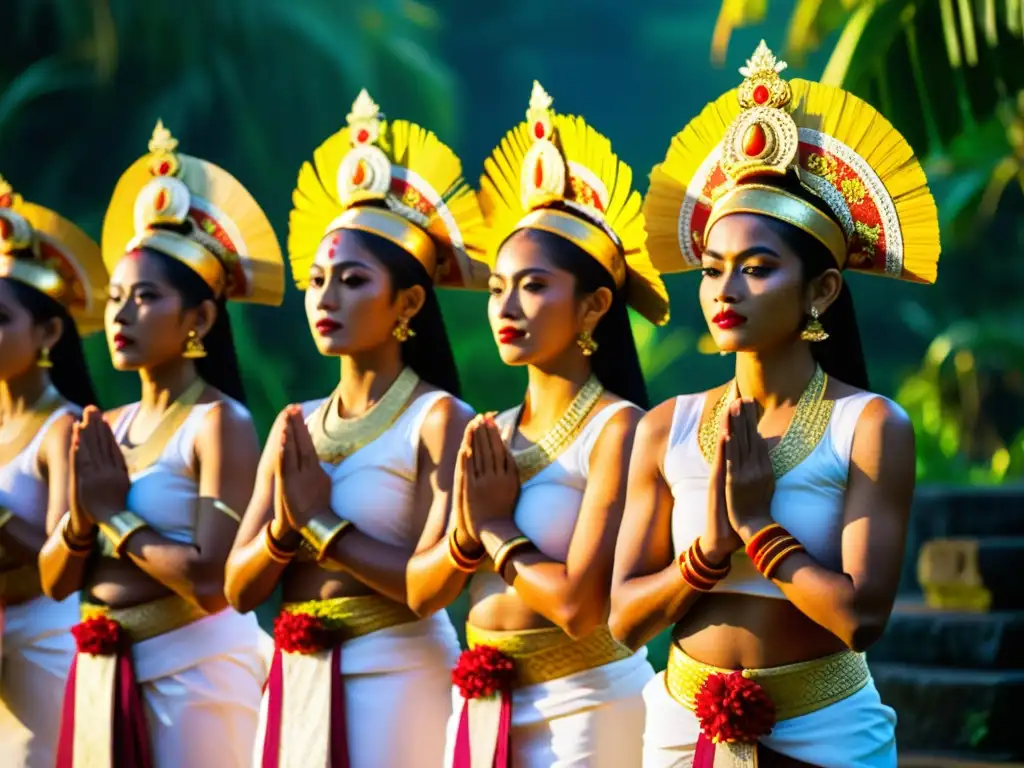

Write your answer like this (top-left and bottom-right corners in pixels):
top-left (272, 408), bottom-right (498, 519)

top-left (870, 603), bottom-right (1024, 668)
top-left (900, 486), bottom-right (1024, 594)
top-left (872, 663), bottom-right (1024, 756)
top-left (917, 538), bottom-right (1024, 611)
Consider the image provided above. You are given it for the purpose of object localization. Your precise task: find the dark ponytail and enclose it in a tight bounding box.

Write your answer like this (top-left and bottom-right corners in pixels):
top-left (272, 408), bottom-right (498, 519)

top-left (145, 248), bottom-right (247, 404)
top-left (5, 277), bottom-right (98, 408)
top-left (756, 176), bottom-right (870, 390)
top-left (335, 229), bottom-right (461, 398)
top-left (516, 228), bottom-right (650, 409)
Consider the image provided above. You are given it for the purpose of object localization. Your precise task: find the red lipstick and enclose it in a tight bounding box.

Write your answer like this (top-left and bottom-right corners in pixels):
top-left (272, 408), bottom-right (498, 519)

top-left (315, 318), bottom-right (342, 335)
top-left (112, 333), bottom-right (132, 350)
top-left (712, 309), bottom-right (746, 330)
top-left (497, 326), bottom-right (525, 344)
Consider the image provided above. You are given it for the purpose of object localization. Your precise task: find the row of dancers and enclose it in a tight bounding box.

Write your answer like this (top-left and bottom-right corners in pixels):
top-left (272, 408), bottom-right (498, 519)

top-left (0, 41), bottom-right (939, 767)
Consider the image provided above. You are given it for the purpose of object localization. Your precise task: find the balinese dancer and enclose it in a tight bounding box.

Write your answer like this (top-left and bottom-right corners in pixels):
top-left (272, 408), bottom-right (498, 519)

top-left (0, 177), bottom-right (106, 767)
top-left (223, 89), bottom-right (487, 768)
top-left (427, 82), bottom-right (668, 768)
top-left (39, 121), bottom-right (285, 767)
top-left (611, 42), bottom-right (940, 767)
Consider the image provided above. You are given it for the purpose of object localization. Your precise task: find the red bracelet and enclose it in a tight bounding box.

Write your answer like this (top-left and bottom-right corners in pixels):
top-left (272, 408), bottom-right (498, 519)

top-left (678, 539), bottom-right (731, 592)
top-left (753, 535), bottom-right (797, 572)
top-left (447, 529), bottom-right (485, 572)
top-left (688, 539), bottom-right (731, 579)
top-left (744, 523), bottom-right (785, 560)
top-left (761, 543), bottom-right (806, 579)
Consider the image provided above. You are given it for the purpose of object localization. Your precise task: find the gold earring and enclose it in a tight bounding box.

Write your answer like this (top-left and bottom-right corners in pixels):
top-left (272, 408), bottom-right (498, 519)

top-left (393, 318), bottom-right (416, 343)
top-left (800, 307), bottom-right (829, 342)
top-left (37, 347), bottom-right (53, 369)
top-left (183, 329), bottom-right (208, 359)
top-left (576, 330), bottom-right (598, 356)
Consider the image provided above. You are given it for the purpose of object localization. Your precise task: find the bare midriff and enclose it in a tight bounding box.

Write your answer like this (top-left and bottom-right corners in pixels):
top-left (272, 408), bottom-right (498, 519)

top-left (673, 593), bottom-right (846, 669)
top-left (466, 570), bottom-right (555, 632)
top-left (86, 558), bottom-right (173, 608)
top-left (280, 562), bottom-right (377, 604)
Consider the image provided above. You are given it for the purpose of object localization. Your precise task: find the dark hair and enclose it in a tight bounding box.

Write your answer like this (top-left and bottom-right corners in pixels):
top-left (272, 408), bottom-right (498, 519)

top-left (4, 277), bottom-right (98, 408)
top-left (143, 247), bottom-right (247, 404)
top-left (510, 228), bottom-right (650, 409)
top-left (754, 175), bottom-right (870, 390)
top-left (334, 228), bottom-right (461, 397)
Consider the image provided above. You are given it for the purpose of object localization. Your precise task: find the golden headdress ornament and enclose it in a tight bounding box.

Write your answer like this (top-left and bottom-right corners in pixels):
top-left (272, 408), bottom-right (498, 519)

top-left (645, 41), bottom-right (941, 283)
top-left (102, 120), bottom-right (285, 305)
top-left (480, 82), bottom-right (670, 326)
top-left (0, 175), bottom-right (108, 335)
top-left (288, 89), bottom-right (488, 290)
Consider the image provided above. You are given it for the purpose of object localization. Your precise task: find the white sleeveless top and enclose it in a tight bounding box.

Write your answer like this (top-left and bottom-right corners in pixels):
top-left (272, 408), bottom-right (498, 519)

top-left (113, 399), bottom-right (248, 545)
top-left (496, 400), bottom-right (638, 561)
top-left (301, 391), bottom-right (463, 548)
top-left (0, 405), bottom-right (78, 528)
top-left (666, 391), bottom-right (891, 599)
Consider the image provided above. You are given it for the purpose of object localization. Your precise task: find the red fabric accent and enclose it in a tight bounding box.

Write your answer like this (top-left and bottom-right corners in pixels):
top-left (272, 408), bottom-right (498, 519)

top-left (693, 733), bottom-right (716, 768)
top-left (260, 648), bottom-right (284, 768)
top-left (273, 612), bottom-right (327, 654)
top-left (329, 644), bottom-right (350, 768)
top-left (451, 646), bottom-right (515, 700)
top-left (54, 654), bottom-right (78, 768)
top-left (452, 701), bottom-right (471, 768)
top-left (695, 671), bottom-right (775, 744)
top-left (493, 691), bottom-right (512, 768)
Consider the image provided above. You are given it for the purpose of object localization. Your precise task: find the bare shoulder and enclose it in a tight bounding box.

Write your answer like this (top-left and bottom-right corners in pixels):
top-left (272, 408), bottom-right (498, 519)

top-left (635, 396), bottom-right (682, 446)
top-left (195, 396), bottom-right (259, 465)
top-left (855, 396), bottom-right (914, 451)
top-left (38, 409), bottom-right (77, 471)
top-left (419, 389), bottom-right (474, 457)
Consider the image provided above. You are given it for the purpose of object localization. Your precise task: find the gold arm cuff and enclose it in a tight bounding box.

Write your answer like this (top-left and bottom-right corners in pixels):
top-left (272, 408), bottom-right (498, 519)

top-left (513, 209), bottom-right (625, 286)
top-left (81, 595), bottom-right (207, 643)
top-left (131, 230), bottom-right (227, 297)
top-left (0, 255), bottom-right (66, 302)
top-left (706, 184), bottom-right (848, 268)
top-left (491, 534), bottom-right (532, 578)
top-left (300, 513), bottom-right (353, 562)
top-left (665, 643), bottom-right (870, 722)
top-left (210, 499), bottom-right (241, 524)
top-left (331, 207), bottom-right (438, 278)
top-left (98, 511), bottom-right (149, 558)
top-left (59, 511), bottom-right (95, 556)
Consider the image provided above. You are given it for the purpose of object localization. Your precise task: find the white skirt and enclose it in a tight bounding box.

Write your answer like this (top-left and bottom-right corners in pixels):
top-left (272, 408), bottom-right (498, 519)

top-left (254, 611), bottom-right (461, 768)
top-left (0, 594), bottom-right (80, 768)
top-left (444, 647), bottom-right (654, 768)
top-left (641, 669), bottom-right (897, 768)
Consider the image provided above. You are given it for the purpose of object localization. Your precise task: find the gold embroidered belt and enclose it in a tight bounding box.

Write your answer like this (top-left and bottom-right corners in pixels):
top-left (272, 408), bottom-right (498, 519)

top-left (665, 643), bottom-right (870, 722)
top-left (281, 594), bottom-right (418, 642)
top-left (0, 565), bottom-right (43, 605)
top-left (81, 595), bottom-right (208, 643)
top-left (466, 624), bottom-right (632, 688)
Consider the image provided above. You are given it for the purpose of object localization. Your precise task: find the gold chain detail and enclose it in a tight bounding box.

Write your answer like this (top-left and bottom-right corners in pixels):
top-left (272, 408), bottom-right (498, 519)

top-left (697, 365), bottom-right (833, 479)
top-left (309, 367), bottom-right (420, 464)
top-left (511, 376), bottom-right (605, 483)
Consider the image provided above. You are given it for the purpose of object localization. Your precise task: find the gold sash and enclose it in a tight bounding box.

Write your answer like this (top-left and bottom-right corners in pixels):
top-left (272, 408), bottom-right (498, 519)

top-left (665, 643), bottom-right (870, 722)
top-left (466, 624), bottom-right (631, 688)
top-left (81, 595), bottom-right (207, 643)
top-left (281, 594), bottom-right (418, 641)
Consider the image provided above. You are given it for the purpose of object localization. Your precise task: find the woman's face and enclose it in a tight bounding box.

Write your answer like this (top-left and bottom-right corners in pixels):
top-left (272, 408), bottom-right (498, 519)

top-left (487, 232), bottom-right (604, 367)
top-left (0, 279), bottom-right (59, 381)
top-left (105, 250), bottom-right (205, 371)
top-left (304, 231), bottom-right (419, 357)
top-left (700, 213), bottom-right (813, 355)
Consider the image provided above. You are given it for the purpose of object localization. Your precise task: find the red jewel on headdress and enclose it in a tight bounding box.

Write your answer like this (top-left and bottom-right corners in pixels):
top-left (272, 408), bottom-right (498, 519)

top-left (0, 219), bottom-right (10, 239)
top-left (352, 161), bottom-right (366, 186)
top-left (356, 128), bottom-right (370, 144)
top-left (753, 84), bottom-right (770, 105)
top-left (534, 121), bottom-right (545, 140)
top-left (154, 189), bottom-right (168, 212)
top-left (156, 160), bottom-right (171, 176)
top-left (743, 123), bottom-right (767, 157)
top-left (0, 194), bottom-right (11, 208)
top-left (534, 157), bottom-right (544, 188)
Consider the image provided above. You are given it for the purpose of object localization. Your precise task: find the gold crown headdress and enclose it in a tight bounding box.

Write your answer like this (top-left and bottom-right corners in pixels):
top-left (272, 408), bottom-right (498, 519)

top-left (480, 82), bottom-right (670, 326)
top-left (288, 89), bottom-right (488, 290)
top-left (0, 175), bottom-right (108, 336)
top-left (644, 41), bottom-right (941, 283)
top-left (102, 121), bottom-right (284, 305)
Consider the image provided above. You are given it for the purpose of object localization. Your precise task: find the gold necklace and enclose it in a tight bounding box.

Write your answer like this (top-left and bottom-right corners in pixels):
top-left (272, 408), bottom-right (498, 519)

top-left (310, 367), bottom-right (420, 464)
top-left (511, 376), bottom-right (605, 483)
top-left (0, 385), bottom-right (63, 462)
top-left (119, 378), bottom-right (206, 475)
top-left (697, 365), bottom-right (833, 479)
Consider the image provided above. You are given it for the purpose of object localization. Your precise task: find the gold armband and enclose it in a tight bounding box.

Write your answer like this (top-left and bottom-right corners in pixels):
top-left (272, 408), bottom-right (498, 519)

top-left (492, 534), bottom-right (532, 579)
top-left (98, 511), bottom-right (149, 558)
top-left (59, 511), bottom-right (95, 556)
top-left (211, 499), bottom-right (242, 524)
top-left (300, 513), bottom-right (353, 563)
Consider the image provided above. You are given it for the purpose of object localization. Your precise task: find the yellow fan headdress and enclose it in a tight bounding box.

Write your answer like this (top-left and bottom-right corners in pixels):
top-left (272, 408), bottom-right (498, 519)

top-left (0, 175), bottom-right (108, 336)
top-left (480, 82), bottom-right (670, 326)
top-left (103, 121), bottom-right (284, 305)
top-left (289, 90), bottom-right (488, 290)
top-left (645, 41), bottom-right (941, 284)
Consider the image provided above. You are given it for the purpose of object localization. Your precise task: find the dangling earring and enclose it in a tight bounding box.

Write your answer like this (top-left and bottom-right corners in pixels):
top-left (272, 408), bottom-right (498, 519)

top-left (37, 347), bottom-right (53, 369)
top-left (800, 307), bottom-right (829, 342)
top-left (576, 330), bottom-right (598, 356)
top-left (393, 318), bottom-right (416, 343)
top-left (183, 329), bottom-right (208, 359)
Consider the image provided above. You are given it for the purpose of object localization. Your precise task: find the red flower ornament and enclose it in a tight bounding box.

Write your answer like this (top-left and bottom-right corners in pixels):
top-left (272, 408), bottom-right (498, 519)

top-left (694, 671), bottom-right (776, 744)
top-left (274, 612), bottom-right (327, 655)
top-left (452, 645), bottom-right (515, 700)
top-left (72, 616), bottom-right (127, 656)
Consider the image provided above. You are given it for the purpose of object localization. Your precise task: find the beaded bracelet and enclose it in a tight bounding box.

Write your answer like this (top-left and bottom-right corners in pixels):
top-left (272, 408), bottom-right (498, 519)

top-left (678, 539), bottom-right (731, 592)
top-left (447, 528), bottom-right (485, 572)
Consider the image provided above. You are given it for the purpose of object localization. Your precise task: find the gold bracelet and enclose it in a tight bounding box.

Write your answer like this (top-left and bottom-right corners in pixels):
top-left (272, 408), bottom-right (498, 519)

top-left (263, 523), bottom-right (297, 564)
top-left (491, 534), bottom-right (531, 579)
top-left (300, 513), bottom-right (353, 562)
top-left (211, 499), bottom-right (242, 524)
top-left (447, 528), bottom-right (485, 573)
top-left (59, 512), bottom-right (94, 556)
top-left (98, 511), bottom-right (149, 558)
